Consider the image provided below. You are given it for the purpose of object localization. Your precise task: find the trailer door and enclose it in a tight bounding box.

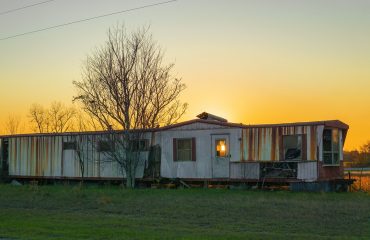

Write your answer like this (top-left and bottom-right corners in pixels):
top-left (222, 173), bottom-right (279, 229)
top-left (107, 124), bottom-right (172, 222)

top-left (211, 134), bottom-right (230, 178)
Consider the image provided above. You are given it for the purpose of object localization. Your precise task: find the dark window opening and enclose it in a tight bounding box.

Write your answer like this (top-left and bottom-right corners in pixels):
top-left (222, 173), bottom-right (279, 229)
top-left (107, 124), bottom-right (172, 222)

top-left (130, 139), bottom-right (149, 152)
top-left (283, 135), bottom-right (302, 160)
top-left (97, 140), bottom-right (114, 152)
top-left (63, 141), bottom-right (77, 150)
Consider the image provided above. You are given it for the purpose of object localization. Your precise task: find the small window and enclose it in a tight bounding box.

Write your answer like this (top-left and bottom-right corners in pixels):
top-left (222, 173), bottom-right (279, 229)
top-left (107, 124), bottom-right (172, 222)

top-left (323, 129), bottom-right (340, 165)
top-left (97, 140), bottom-right (114, 152)
top-left (175, 138), bottom-right (193, 161)
top-left (130, 139), bottom-right (149, 151)
top-left (63, 141), bottom-right (77, 150)
top-left (283, 135), bottom-right (302, 160)
top-left (215, 139), bottom-right (227, 157)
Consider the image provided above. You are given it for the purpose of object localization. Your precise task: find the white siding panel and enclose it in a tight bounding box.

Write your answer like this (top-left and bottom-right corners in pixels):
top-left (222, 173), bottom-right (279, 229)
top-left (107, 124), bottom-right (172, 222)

top-left (230, 162), bottom-right (259, 179)
top-left (297, 161), bottom-right (317, 180)
top-left (160, 128), bottom-right (241, 179)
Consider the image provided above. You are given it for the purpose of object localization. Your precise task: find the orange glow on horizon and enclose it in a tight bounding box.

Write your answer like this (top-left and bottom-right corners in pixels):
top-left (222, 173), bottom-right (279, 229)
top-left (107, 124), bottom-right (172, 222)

top-left (0, 0), bottom-right (369, 151)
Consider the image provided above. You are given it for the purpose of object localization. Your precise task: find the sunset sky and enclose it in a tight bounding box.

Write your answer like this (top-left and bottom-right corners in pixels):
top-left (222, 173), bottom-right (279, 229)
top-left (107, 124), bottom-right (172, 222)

top-left (0, 0), bottom-right (369, 150)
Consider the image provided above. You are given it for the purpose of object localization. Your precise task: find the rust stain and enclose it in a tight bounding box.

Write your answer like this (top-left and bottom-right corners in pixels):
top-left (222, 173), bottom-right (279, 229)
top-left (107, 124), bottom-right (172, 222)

top-left (318, 161), bottom-right (344, 180)
top-left (248, 129), bottom-right (253, 161)
top-left (310, 126), bottom-right (316, 160)
top-left (271, 127), bottom-right (276, 161)
top-left (278, 127), bottom-right (283, 160)
top-left (302, 134), bottom-right (307, 160)
top-left (257, 128), bottom-right (262, 160)
top-left (240, 130), bottom-right (244, 161)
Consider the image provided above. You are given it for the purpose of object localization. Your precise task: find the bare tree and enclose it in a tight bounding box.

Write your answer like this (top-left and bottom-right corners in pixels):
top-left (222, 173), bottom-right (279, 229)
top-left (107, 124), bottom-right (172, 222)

top-left (29, 103), bottom-right (49, 133)
top-left (29, 102), bottom-right (76, 133)
top-left (74, 135), bottom-right (92, 185)
top-left (4, 114), bottom-right (22, 135)
top-left (48, 101), bottom-right (76, 133)
top-left (73, 25), bottom-right (187, 188)
top-left (73, 109), bottom-right (102, 132)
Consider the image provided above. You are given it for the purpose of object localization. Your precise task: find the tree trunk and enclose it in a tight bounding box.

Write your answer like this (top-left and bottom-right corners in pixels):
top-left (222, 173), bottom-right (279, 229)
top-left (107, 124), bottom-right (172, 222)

top-left (126, 170), bottom-right (136, 189)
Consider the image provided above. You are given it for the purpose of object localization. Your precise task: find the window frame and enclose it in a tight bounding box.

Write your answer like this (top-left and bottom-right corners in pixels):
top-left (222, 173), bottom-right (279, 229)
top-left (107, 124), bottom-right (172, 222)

top-left (173, 138), bottom-right (195, 162)
top-left (322, 128), bottom-right (340, 166)
top-left (282, 134), bottom-right (303, 161)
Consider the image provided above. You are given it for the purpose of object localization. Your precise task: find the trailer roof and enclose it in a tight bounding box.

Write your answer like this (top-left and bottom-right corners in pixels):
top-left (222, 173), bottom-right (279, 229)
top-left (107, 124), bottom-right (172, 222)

top-left (0, 119), bottom-right (348, 138)
top-left (159, 118), bottom-right (349, 130)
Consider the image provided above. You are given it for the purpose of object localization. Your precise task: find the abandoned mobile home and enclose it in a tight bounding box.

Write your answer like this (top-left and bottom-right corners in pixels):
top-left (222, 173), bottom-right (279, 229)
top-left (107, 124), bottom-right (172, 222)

top-left (0, 112), bottom-right (350, 190)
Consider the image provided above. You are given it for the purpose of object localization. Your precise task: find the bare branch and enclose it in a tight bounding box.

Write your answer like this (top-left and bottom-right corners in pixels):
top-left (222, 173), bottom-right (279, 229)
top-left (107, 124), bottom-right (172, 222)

top-left (73, 24), bottom-right (187, 188)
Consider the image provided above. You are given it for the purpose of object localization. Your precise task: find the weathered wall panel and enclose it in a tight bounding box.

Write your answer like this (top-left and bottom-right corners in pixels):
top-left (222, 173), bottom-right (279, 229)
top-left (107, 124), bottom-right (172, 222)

top-left (241, 125), bottom-right (322, 161)
top-left (160, 123), bottom-right (241, 179)
top-left (2, 120), bottom-right (347, 181)
top-left (297, 161), bottom-right (317, 180)
top-left (230, 162), bottom-right (259, 179)
top-left (7, 133), bottom-right (151, 179)
top-left (9, 136), bottom-right (63, 177)
top-left (318, 161), bottom-right (344, 180)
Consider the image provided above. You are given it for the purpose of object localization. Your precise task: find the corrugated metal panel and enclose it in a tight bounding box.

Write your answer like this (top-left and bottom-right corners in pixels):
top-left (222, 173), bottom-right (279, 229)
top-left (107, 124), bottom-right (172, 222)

top-left (297, 161), bottom-right (317, 180)
top-left (241, 125), bottom-right (320, 161)
top-left (7, 133), bottom-right (149, 178)
top-left (230, 162), bottom-right (259, 179)
top-left (9, 136), bottom-right (63, 176)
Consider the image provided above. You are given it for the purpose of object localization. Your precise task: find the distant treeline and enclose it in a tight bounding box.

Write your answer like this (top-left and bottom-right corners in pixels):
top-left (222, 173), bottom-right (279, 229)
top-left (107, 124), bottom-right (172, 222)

top-left (344, 141), bottom-right (370, 167)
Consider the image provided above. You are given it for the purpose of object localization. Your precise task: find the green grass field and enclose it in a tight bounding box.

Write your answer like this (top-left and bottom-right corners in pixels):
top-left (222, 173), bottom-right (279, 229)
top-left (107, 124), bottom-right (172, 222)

top-left (0, 184), bottom-right (369, 240)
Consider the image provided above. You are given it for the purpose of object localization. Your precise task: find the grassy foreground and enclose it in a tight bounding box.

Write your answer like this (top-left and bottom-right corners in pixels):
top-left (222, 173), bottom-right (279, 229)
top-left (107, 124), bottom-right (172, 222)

top-left (0, 184), bottom-right (369, 240)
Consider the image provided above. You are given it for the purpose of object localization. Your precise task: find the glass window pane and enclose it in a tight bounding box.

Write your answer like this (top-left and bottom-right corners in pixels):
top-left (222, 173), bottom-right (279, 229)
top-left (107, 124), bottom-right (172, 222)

top-left (323, 153), bottom-right (332, 164)
top-left (176, 139), bottom-right (192, 161)
top-left (332, 129), bottom-right (339, 152)
top-left (283, 135), bottom-right (302, 160)
top-left (216, 139), bottom-right (226, 157)
top-left (322, 129), bottom-right (341, 165)
top-left (178, 149), bottom-right (191, 161)
top-left (323, 129), bottom-right (332, 152)
top-left (333, 153), bottom-right (339, 164)
top-left (178, 139), bottom-right (191, 150)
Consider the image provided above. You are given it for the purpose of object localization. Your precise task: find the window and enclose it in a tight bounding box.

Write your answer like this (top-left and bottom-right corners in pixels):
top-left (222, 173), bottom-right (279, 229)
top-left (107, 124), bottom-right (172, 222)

top-left (215, 139), bottom-right (227, 157)
top-left (97, 140), bottom-right (114, 152)
top-left (323, 129), bottom-right (340, 165)
top-left (63, 141), bottom-right (77, 150)
top-left (130, 139), bottom-right (149, 152)
top-left (283, 135), bottom-right (302, 160)
top-left (173, 138), bottom-right (196, 161)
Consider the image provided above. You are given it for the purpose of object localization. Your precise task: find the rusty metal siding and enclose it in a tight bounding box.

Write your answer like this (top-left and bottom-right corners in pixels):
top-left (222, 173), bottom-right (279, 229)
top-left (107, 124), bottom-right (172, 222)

top-left (241, 125), bottom-right (321, 161)
top-left (7, 133), bottom-right (150, 178)
top-left (318, 161), bottom-right (344, 180)
top-left (9, 136), bottom-right (63, 177)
